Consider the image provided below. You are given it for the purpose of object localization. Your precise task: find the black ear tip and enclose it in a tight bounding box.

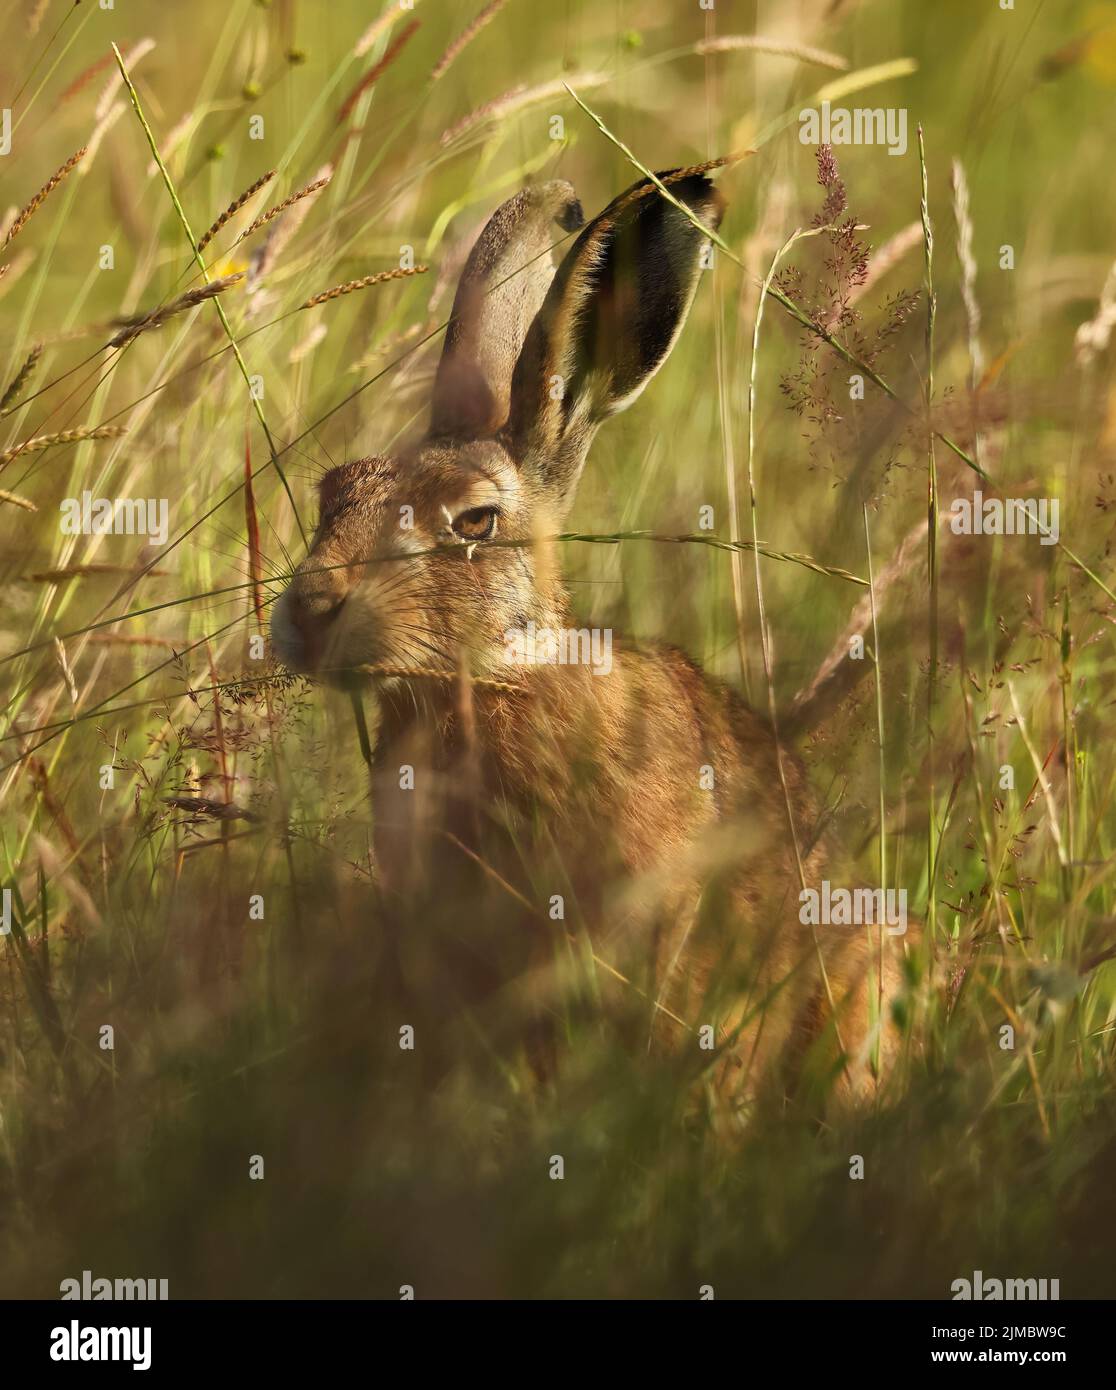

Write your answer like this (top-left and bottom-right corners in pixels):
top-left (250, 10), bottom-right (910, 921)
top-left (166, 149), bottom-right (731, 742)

top-left (613, 166), bottom-right (728, 230)
top-left (558, 197), bottom-right (585, 233)
top-left (667, 168), bottom-right (725, 207)
top-left (683, 176), bottom-right (726, 234)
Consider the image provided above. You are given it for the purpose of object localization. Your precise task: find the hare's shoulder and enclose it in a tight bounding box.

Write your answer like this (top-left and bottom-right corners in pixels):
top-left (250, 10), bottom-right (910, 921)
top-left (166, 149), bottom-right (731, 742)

top-left (487, 634), bottom-right (787, 809)
top-left (620, 638), bottom-right (771, 743)
top-left (616, 639), bottom-right (819, 821)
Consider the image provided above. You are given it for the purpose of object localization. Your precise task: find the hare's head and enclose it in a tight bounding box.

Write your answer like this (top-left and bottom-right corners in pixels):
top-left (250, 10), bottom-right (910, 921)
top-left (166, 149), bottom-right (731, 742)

top-left (272, 167), bottom-right (724, 683)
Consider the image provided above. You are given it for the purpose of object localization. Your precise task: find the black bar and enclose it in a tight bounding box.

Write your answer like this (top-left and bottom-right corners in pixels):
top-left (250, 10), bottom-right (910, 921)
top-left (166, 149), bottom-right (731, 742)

top-left (3, 1298), bottom-right (1101, 1375)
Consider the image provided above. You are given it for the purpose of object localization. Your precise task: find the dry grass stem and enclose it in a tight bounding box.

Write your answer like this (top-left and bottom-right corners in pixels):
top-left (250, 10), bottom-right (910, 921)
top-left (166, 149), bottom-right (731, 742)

top-left (0, 344), bottom-right (43, 415)
top-left (1, 425), bottom-right (127, 468)
top-left (107, 274), bottom-right (244, 347)
top-left (301, 264), bottom-right (428, 308)
top-left (431, 0), bottom-right (510, 81)
top-left (3, 146), bottom-right (87, 248)
top-left (197, 170), bottom-right (276, 252)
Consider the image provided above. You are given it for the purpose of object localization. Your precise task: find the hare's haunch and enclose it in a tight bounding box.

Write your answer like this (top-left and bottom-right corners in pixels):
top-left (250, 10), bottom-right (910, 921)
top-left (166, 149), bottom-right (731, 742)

top-left (272, 168), bottom-right (910, 1106)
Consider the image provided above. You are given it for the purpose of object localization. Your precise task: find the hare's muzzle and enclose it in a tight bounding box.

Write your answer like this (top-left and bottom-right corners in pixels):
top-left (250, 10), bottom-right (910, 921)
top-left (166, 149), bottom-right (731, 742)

top-left (271, 568), bottom-right (350, 675)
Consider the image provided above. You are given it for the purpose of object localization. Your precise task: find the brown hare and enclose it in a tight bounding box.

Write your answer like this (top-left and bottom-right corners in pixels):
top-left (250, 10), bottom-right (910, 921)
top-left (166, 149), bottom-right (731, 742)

top-left (271, 166), bottom-right (911, 1112)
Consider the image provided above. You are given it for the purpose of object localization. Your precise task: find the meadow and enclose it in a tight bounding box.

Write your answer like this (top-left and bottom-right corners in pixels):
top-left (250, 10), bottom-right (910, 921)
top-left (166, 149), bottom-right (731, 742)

top-left (2, 0), bottom-right (1116, 1299)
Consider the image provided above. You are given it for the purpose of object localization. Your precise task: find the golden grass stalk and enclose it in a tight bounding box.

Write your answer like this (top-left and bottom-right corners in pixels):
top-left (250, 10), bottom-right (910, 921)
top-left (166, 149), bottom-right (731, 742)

top-left (951, 157), bottom-right (985, 474)
top-left (28, 563), bottom-right (167, 583)
top-left (0, 488), bottom-right (37, 511)
top-left (27, 0), bottom-right (49, 37)
top-left (231, 177), bottom-right (331, 250)
top-left (694, 35), bottom-right (849, 70)
top-left (53, 638), bottom-right (79, 706)
top-left (431, 0), bottom-right (510, 81)
top-left (82, 101), bottom-right (126, 172)
top-left (441, 72), bottom-right (610, 146)
top-left (301, 264), bottom-right (428, 309)
top-left (246, 164), bottom-right (333, 287)
top-left (3, 146), bottom-right (87, 248)
top-left (338, 19), bottom-right (421, 124)
top-left (951, 158), bottom-right (984, 383)
top-left (107, 272), bottom-right (244, 347)
top-left (354, 2), bottom-right (418, 58)
top-left (0, 425), bottom-right (126, 468)
top-left (0, 343), bottom-right (43, 415)
top-left (197, 170), bottom-right (276, 252)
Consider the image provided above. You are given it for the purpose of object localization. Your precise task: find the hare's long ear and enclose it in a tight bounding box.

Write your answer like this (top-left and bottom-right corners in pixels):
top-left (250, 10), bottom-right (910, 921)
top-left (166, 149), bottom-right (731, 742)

top-left (507, 165), bottom-right (725, 512)
top-left (430, 180), bottom-right (584, 439)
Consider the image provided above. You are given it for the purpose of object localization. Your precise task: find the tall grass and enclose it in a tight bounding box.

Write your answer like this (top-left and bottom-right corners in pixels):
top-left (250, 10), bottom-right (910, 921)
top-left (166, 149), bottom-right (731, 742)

top-left (1, 0), bottom-right (1115, 1299)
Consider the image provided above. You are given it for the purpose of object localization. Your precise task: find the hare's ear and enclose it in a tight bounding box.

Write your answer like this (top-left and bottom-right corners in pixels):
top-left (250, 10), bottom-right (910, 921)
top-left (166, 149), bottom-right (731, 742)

top-left (430, 180), bottom-right (584, 439)
top-left (507, 165), bottom-right (725, 511)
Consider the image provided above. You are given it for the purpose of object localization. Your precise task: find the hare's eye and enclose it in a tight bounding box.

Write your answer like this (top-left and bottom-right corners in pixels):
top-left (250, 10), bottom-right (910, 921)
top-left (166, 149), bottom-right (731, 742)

top-left (452, 505), bottom-right (498, 541)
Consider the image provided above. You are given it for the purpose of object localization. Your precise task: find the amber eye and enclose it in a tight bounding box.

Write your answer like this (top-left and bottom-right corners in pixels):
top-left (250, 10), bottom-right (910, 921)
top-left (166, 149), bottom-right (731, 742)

top-left (452, 505), bottom-right (498, 541)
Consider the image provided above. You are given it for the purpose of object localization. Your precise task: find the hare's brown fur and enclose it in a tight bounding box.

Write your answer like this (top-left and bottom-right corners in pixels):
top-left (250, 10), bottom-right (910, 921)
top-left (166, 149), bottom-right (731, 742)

top-left (273, 168), bottom-right (910, 1109)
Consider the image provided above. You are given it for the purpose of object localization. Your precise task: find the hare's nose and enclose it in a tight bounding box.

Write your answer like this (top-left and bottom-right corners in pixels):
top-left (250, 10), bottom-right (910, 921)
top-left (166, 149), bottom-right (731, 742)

top-left (283, 588), bottom-right (347, 672)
